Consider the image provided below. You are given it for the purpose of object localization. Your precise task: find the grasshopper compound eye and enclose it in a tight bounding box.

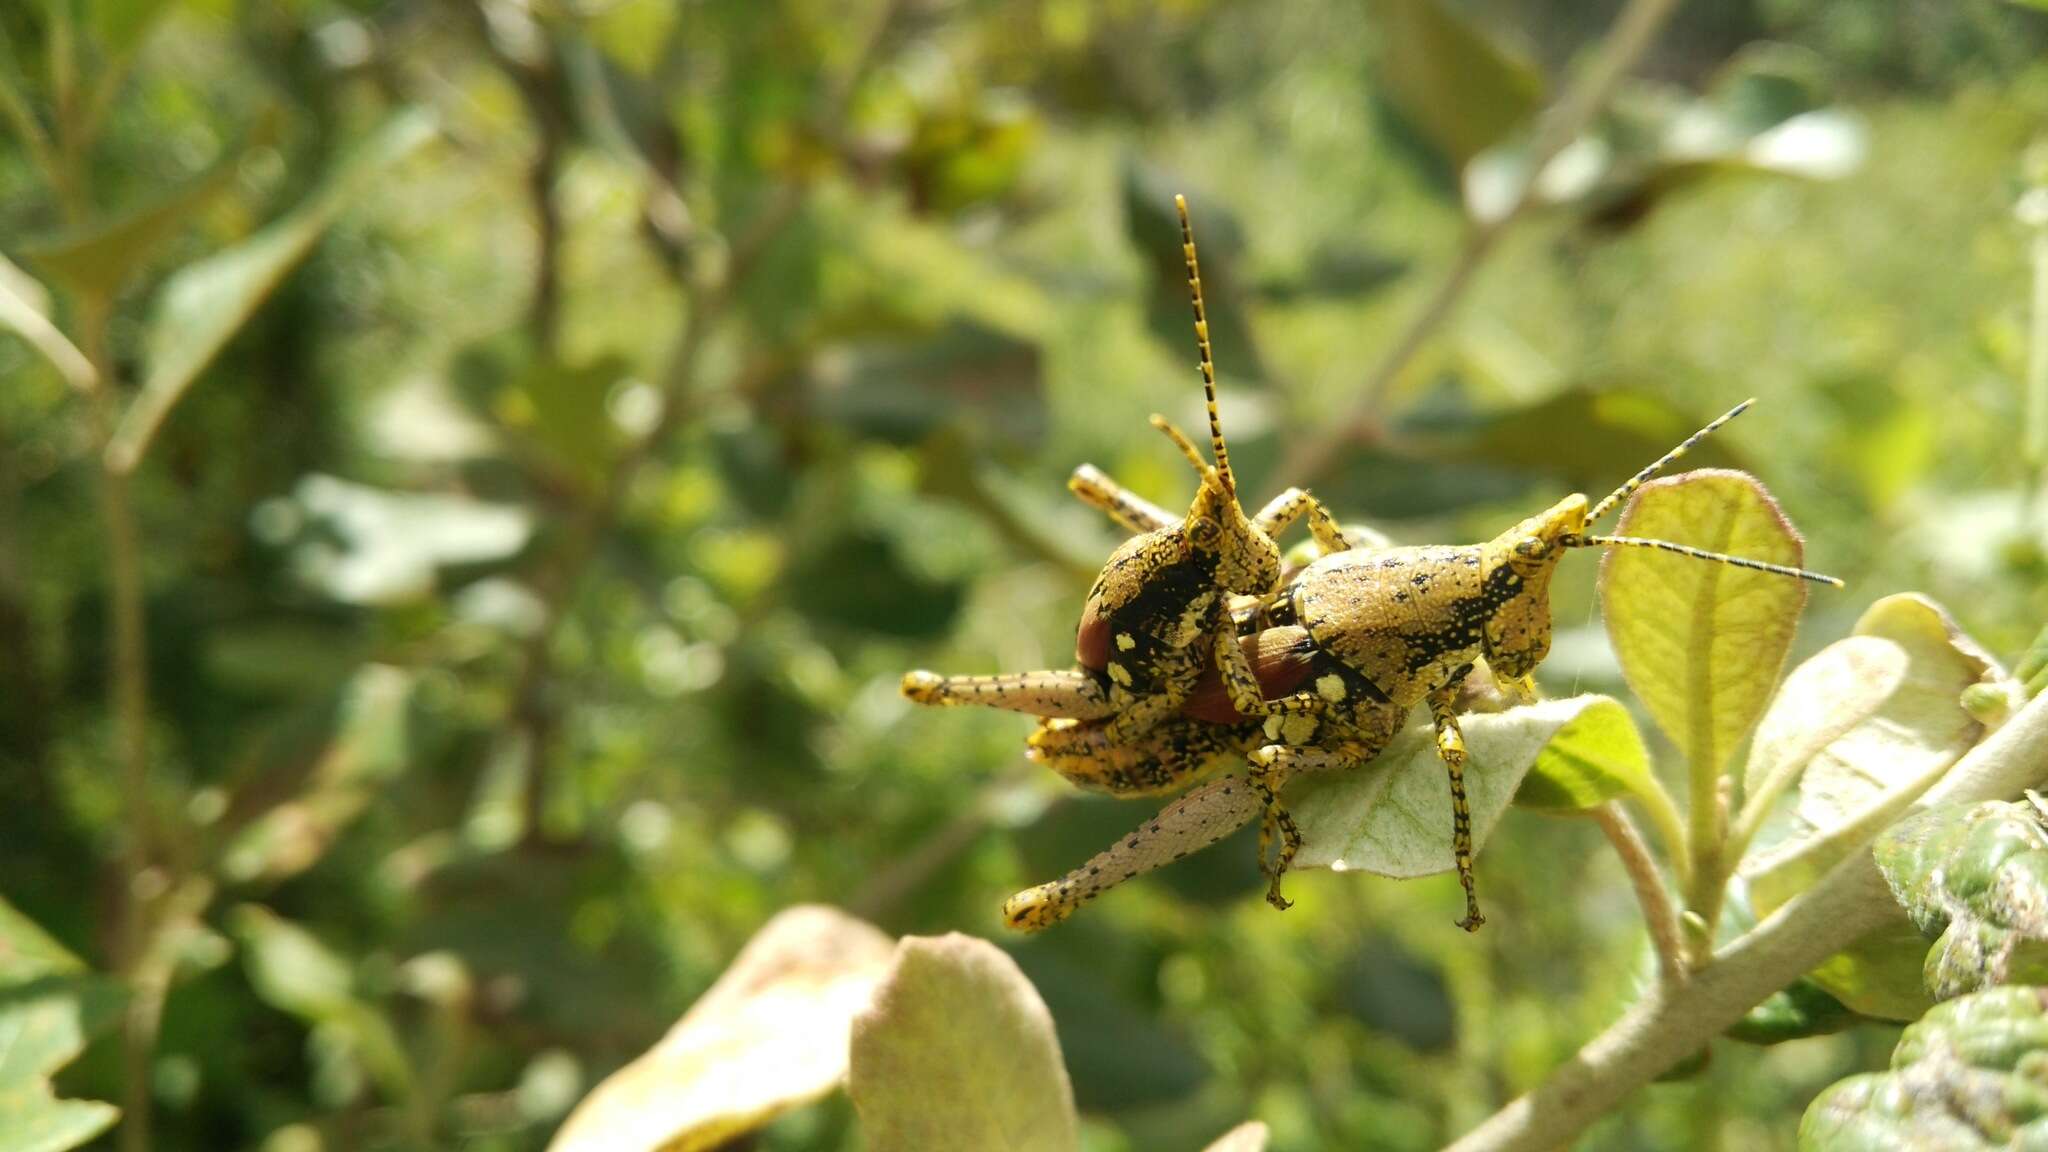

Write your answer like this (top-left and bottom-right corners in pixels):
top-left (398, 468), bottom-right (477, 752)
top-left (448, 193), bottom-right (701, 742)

top-left (1512, 536), bottom-right (1549, 561)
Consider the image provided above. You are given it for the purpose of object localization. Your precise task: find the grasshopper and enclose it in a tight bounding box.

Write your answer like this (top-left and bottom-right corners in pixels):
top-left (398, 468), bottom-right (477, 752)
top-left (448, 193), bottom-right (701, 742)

top-left (901, 195), bottom-right (1347, 752)
top-left (1005, 401), bottom-right (1844, 933)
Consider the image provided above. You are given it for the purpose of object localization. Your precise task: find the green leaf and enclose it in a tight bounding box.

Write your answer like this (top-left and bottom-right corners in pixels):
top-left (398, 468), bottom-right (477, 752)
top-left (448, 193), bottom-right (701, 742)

top-left (22, 110), bottom-right (278, 301)
top-left (1372, 0), bottom-right (1544, 170)
top-left (108, 108), bottom-right (437, 471)
top-left (219, 666), bottom-right (416, 884)
top-left (0, 903), bottom-right (85, 988)
top-left (0, 898), bottom-right (121, 1152)
top-left (230, 906), bottom-right (412, 1103)
top-left (549, 906), bottom-right (895, 1152)
top-left (1290, 695), bottom-right (1613, 876)
top-left (1601, 470), bottom-right (1812, 779)
top-left (1803, 918), bottom-right (1941, 1023)
top-left (1800, 986), bottom-right (2048, 1149)
top-left (0, 254), bottom-right (94, 392)
top-left (1512, 696), bottom-right (1655, 811)
top-left (496, 354), bottom-right (632, 493)
top-left (88, 0), bottom-right (174, 64)
top-left (1744, 595), bottom-right (1998, 915)
top-left (1203, 1122), bottom-right (1270, 1152)
top-left (849, 934), bottom-right (1079, 1152)
top-left (1414, 390), bottom-right (1748, 518)
top-left (1726, 978), bottom-right (1862, 1045)
top-left (1876, 802), bottom-right (2048, 1001)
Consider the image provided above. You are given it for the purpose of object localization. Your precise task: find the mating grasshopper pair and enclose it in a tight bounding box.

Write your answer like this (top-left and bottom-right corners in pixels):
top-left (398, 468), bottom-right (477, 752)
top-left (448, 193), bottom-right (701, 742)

top-left (904, 197), bottom-right (1842, 933)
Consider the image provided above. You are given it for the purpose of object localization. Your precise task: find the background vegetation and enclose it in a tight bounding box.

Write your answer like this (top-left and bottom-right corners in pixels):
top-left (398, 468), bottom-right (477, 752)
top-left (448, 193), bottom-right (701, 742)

top-left (4, 0), bottom-right (2048, 1149)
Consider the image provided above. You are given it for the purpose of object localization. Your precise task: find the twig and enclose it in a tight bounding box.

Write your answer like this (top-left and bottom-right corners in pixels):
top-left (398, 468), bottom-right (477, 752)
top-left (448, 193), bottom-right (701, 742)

top-left (1590, 802), bottom-right (1685, 987)
top-left (76, 258), bottom-right (159, 1152)
top-left (1273, 0), bottom-right (1683, 490)
top-left (1446, 690), bottom-right (2048, 1152)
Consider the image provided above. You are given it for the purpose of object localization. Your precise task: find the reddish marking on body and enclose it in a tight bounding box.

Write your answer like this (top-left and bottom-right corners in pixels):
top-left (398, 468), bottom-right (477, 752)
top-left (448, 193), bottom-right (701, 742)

top-left (1075, 597), bottom-right (1111, 670)
top-left (1180, 627), bottom-right (1317, 723)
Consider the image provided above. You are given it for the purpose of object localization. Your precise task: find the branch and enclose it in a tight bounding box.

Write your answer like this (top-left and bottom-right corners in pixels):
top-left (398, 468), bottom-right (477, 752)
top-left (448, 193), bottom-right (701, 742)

top-left (1447, 690), bottom-right (2048, 1152)
top-left (1273, 0), bottom-right (1683, 489)
top-left (1591, 802), bottom-right (1685, 987)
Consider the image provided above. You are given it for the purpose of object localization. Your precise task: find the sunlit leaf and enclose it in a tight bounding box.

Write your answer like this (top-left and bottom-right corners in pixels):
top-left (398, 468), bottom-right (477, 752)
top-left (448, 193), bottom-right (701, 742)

top-left (1876, 801), bottom-right (2048, 1001)
top-left (1800, 986), bottom-right (2048, 1149)
top-left (1372, 0), bottom-right (1544, 170)
top-left (1204, 1122), bottom-right (1270, 1152)
top-left (0, 254), bottom-right (93, 392)
top-left (1739, 636), bottom-right (1908, 827)
top-left (849, 934), bottom-right (1079, 1152)
top-left (1511, 696), bottom-right (1655, 812)
top-left (1601, 470), bottom-right (1811, 778)
top-left (1290, 695), bottom-right (1614, 876)
top-left (1745, 595), bottom-right (1999, 914)
top-left (108, 109), bottom-right (437, 471)
top-left (0, 898), bottom-right (122, 1152)
top-left (278, 474), bottom-right (533, 606)
top-left (549, 906), bottom-right (895, 1152)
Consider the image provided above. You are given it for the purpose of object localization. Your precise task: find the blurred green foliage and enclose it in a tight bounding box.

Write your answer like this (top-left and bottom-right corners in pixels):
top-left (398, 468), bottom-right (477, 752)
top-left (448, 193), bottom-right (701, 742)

top-left (3, 0), bottom-right (2048, 1149)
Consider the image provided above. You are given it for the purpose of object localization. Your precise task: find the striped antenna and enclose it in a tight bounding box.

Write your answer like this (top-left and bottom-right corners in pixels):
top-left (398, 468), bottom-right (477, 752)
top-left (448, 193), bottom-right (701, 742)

top-left (1586, 398), bottom-right (1756, 525)
top-left (1176, 194), bottom-right (1233, 495)
top-left (1150, 414), bottom-right (1211, 476)
top-left (1566, 534), bottom-right (1844, 587)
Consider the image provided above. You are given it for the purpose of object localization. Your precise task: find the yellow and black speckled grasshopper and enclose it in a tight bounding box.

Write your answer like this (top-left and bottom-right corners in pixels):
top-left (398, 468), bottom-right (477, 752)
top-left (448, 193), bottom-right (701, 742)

top-left (1006, 401), bottom-right (1845, 933)
top-left (902, 196), bottom-right (1347, 765)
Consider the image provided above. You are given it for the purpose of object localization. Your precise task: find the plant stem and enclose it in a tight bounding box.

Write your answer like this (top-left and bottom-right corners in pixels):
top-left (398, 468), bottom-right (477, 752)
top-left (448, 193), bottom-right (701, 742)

top-left (1591, 802), bottom-right (1685, 987)
top-left (1274, 0), bottom-right (1682, 490)
top-left (1446, 689), bottom-right (2048, 1152)
top-left (78, 290), bottom-right (158, 1152)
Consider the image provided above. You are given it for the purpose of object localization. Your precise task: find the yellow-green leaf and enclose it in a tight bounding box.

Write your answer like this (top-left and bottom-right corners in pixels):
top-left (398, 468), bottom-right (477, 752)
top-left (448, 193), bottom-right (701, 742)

top-left (1601, 469), bottom-right (1812, 778)
top-left (548, 906), bottom-right (894, 1152)
top-left (849, 934), bottom-right (1079, 1152)
top-left (1513, 696), bottom-right (1655, 812)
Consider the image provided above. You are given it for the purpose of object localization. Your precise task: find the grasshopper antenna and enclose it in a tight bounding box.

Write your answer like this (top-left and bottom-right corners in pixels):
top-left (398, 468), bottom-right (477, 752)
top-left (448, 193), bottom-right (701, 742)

top-left (1586, 398), bottom-right (1755, 525)
top-left (1150, 415), bottom-right (1213, 475)
top-left (1176, 193), bottom-right (1234, 496)
top-left (1564, 534), bottom-right (1844, 587)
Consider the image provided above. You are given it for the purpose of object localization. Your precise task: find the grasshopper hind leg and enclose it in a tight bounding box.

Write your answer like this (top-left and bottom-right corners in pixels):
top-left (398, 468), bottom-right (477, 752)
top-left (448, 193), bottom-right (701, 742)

top-left (900, 668), bottom-right (1117, 719)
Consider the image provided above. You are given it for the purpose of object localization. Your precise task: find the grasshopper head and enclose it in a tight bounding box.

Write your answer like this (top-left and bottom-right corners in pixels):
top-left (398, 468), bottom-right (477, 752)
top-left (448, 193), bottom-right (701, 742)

top-left (1157, 417), bottom-right (1281, 595)
top-left (1479, 494), bottom-right (1585, 679)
